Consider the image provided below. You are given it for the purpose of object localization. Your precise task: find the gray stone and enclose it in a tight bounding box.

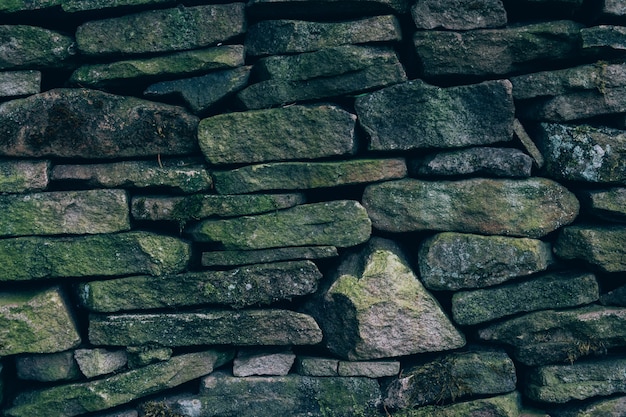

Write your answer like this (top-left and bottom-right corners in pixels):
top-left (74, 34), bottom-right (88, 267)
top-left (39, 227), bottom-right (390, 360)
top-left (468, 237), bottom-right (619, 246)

top-left (62, 0), bottom-right (171, 12)
top-left (0, 0), bottom-right (62, 12)
top-left (514, 119), bottom-right (545, 168)
top-left (213, 159), bottom-right (407, 194)
top-left (202, 246), bottom-right (338, 267)
top-left (580, 187), bottom-right (626, 222)
top-left (76, 4), bottom-right (246, 57)
top-left (74, 349), bottom-right (128, 379)
top-left (550, 395), bottom-right (626, 417)
top-left (0, 189), bottom-right (130, 237)
top-left (126, 346), bottom-right (172, 369)
top-left (338, 360), bottom-right (400, 378)
top-left (363, 178), bottom-right (579, 238)
top-left (554, 225), bottom-right (626, 272)
top-left (0, 26), bottom-right (74, 70)
top-left (601, 284), bottom-right (626, 307)
top-left (89, 310), bottom-right (323, 347)
top-left (602, 0), bottom-right (626, 18)
top-left (0, 71), bottom-right (40, 97)
top-left (318, 238), bottom-right (465, 360)
top-left (245, 15), bottom-right (402, 57)
top-left (247, 0), bottom-right (411, 15)
top-left (452, 271), bottom-right (599, 325)
top-left (0, 362), bottom-right (3, 404)
top-left (199, 105), bottom-right (356, 165)
top-left (390, 391), bottom-right (523, 417)
top-left (233, 348), bottom-right (296, 376)
top-left (520, 88), bottom-right (626, 121)
top-left (355, 80), bottom-right (514, 151)
top-left (296, 357), bottom-right (339, 376)
top-left (0, 88), bottom-right (198, 159)
top-left (411, 0), bottom-right (507, 30)
top-left (16, 351), bottom-right (80, 382)
top-left (0, 159), bottom-right (49, 193)
top-left (582, 25), bottom-right (626, 52)
top-left (0, 286), bottom-right (81, 356)
top-left (186, 200), bottom-right (371, 250)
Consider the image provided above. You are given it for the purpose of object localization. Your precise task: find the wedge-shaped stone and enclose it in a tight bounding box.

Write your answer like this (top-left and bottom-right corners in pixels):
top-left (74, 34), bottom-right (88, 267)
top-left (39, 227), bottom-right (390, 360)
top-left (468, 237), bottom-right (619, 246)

top-left (413, 21), bottom-right (582, 77)
top-left (0, 26), bottom-right (74, 70)
top-left (186, 200), bottom-right (371, 250)
top-left (390, 392), bottom-right (523, 417)
top-left (478, 305), bottom-right (626, 366)
top-left (74, 348), bottom-right (127, 379)
top-left (411, 0), bottom-right (507, 30)
top-left (0, 0), bottom-right (62, 12)
top-left (89, 310), bottom-right (323, 346)
top-left (550, 395), bottom-right (626, 417)
top-left (581, 187), bottom-right (626, 222)
top-left (316, 238), bottom-right (465, 360)
top-left (452, 271), bottom-right (599, 325)
top-left (199, 105), bottom-right (356, 165)
top-left (363, 178), bottom-right (579, 237)
top-left (0, 159), bottom-right (49, 193)
top-left (16, 351), bottom-right (80, 382)
top-left (62, 0), bottom-right (170, 12)
top-left (0, 70), bottom-right (40, 97)
top-left (0, 286), bottom-right (81, 356)
top-left (213, 159), bottom-right (407, 194)
top-left (0, 231), bottom-right (190, 281)
top-left (0, 88), bottom-right (198, 159)
top-left (555, 225), bottom-right (626, 272)
top-left (526, 357), bottom-right (626, 403)
top-left (246, 15), bottom-right (401, 57)
top-left (5, 350), bottom-right (234, 417)
top-left (76, 4), bottom-right (246, 57)
top-left (202, 246), bottom-right (338, 267)
top-left (355, 80), bottom-right (514, 151)
top-left (0, 189), bottom-right (130, 237)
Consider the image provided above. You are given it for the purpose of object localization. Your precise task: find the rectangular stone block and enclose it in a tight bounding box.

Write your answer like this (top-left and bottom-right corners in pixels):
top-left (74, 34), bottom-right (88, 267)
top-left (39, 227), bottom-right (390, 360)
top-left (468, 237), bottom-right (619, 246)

top-left (0, 70), bottom-right (40, 97)
top-left (0, 159), bottom-right (49, 193)
top-left (338, 360), bottom-right (400, 377)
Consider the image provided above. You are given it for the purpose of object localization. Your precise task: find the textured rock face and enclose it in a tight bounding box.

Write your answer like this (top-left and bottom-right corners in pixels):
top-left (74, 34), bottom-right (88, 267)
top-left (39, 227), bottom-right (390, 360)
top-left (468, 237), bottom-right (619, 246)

top-left (411, 0), bottom-right (507, 30)
top-left (391, 392), bottom-right (523, 417)
top-left (0, 160), bottom-right (49, 193)
top-left (555, 225), bottom-right (626, 272)
top-left (0, 26), bottom-right (74, 70)
top-left (15, 351), bottom-right (80, 382)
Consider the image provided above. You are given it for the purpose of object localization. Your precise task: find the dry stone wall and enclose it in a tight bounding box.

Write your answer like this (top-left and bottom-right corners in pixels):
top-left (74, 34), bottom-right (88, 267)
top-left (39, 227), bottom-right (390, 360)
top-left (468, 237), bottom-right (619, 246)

top-left (0, 0), bottom-right (625, 416)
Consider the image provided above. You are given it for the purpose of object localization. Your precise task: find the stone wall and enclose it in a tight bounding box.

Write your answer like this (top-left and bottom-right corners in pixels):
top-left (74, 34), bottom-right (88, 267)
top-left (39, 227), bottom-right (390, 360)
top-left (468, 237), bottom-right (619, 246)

top-left (0, 0), bottom-right (625, 416)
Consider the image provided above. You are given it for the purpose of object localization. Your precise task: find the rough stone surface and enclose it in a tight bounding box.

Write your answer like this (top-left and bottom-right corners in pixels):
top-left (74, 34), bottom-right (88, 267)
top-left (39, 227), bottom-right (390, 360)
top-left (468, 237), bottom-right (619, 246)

top-left (0, 159), bottom-right (49, 193)
top-left (126, 346), bottom-right (172, 369)
top-left (601, 285), bottom-right (626, 307)
top-left (61, 0), bottom-right (170, 12)
top-left (602, 0), bottom-right (626, 17)
top-left (0, 70), bottom-right (40, 97)
top-left (74, 349), bottom-right (128, 379)
top-left (582, 25), bottom-right (626, 52)
top-left (411, 0), bottom-right (507, 30)
top-left (247, 0), bottom-right (411, 15)
top-left (580, 187), bottom-right (626, 222)
top-left (233, 348), bottom-right (296, 376)
top-left (0, 0), bottom-right (62, 12)
top-left (355, 80), bottom-right (514, 151)
top-left (296, 357), bottom-right (339, 376)
top-left (363, 178), bottom-right (579, 237)
top-left (202, 246), bottom-right (338, 267)
top-left (0, 26), bottom-right (74, 70)
top-left (554, 225), bottom-right (626, 272)
top-left (337, 360), bottom-right (400, 378)
top-left (514, 119), bottom-right (545, 168)
top-left (391, 391), bottom-right (523, 417)
top-left (519, 88), bottom-right (626, 121)
top-left (15, 351), bottom-right (80, 382)
top-left (550, 395), bottom-right (626, 417)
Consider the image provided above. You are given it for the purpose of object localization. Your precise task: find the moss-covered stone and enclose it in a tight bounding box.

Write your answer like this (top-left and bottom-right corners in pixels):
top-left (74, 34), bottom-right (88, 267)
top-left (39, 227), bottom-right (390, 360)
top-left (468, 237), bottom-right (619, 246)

top-left (0, 0), bottom-right (62, 12)
top-left (554, 225), bottom-right (626, 272)
top-left (0, 159), bottom-right (49, 194)
top-left (247, 0), bottom-right (411, 16)
top-left (580, 187), bottom-right (626, 222)
top-left (0, 26), bottom-right (74, 70)
top-left (15, 351), bottom-right (80, 382)
top-left (62, 0), bottom-right (172, 13)
top-left (0, 70), bottom-right (40, 98)
top-left (202, 246), bottom-right (338, 267)
top-left (550, 395), bottom-right (626, 416)
top-left (412, 0), bottom-right (507, 30)
top-left (74, 348), bottom-right (127, 379)
top-left (390, 391), bottom-right (523, 417)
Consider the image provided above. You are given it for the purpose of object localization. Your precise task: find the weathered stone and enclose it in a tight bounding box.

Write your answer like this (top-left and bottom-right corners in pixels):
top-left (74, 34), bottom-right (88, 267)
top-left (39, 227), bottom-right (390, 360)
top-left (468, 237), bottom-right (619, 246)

top-left (317, 238), bottom-right (465, 360)
top-left (550, 395), bottom-right (626, 417)
top-left (384, 350), bottom-right (516, 409)
top-left (0, 362), bottom-right (3, 404)
top-left (126, 346), bottom-right (172, 369)
top-left (233, 348), bottom-right (296, 376)
top-left (582, 25), bottom-right (626, 51)
top-left (296, 357), bottom-right (339, 376)
top-left (202, 246), bottom-right (337, 267)
top-left (62, 0), bottom-right (170, 12)
top-left (213, 159), bottom-right (407, 194)
top-left (390, 391), bottom-right (523, 417)
top-left (0, 26), bottom-right (74, 70)
top-left (554, 225), bottom-right (626, 272)
top-left (478, 305), bottom-right (626, 365)
top-left (452, 271), bottom-right (599, 325)
top-left (199, 104), bottom-right (356, 165)
top-left (15, 351), bottom-right (80, 382)
top-left (410, 147), bottom-right (532, 178)
top-left (51, 159), bottom-right (212, 194)
top-left (5, 350), bottom-right (234, 417)
top-left (247, 0), bottom-right (411, 15)
top-left (245, 15), bottom-right (402, 57)
top-left (0, 0), bottom-right (62, 12)
top-left (70, 46), bottom-right (245, 88)
top-left (355, 80), bottom-right (514, 151)
top-left (580, 187), bottom-right (626, 222)
top-left (0, 286), bottom-right (81, 356)
top-left (526, 356), bottom-right (626, 403)
top-left (363, 178), bottom-right (579, 237)
top-left (601, 284), bottom-right (626, 306)
top-left (413, 21), bottom-right (582, 77)
top-left (601, 0), bottom-right (626, 18)
top-left (76, 4), bottom-right (246, 57)
top-left (338, 360), bottom-right (400, 378)
top-left (411, 0), bottom-right (507, 30)
top-left (89, 310), bottom-right (323, 346)
top-left (92, 410), bottom-right (138, 417)
top-left (0, 70), bottom-right (40, 97)
top-left (79, 260), bottom-right (322, 312)
top-left (0, 189), bottom-right (130, 237)
top-left (0, 88), bottom-right (198, 159)
top-left (74, 349), bottom-right (127, 379)
top-left (514, 119), bottom-right (545, 168)
top-left (0, 159), bottom-right (49, 193)
top-left (520, 88), bottom-right (626, 121)
top-left (0, 231), bottom-right (191, 281)
top-left (186, 200), bottom-right (371, 250)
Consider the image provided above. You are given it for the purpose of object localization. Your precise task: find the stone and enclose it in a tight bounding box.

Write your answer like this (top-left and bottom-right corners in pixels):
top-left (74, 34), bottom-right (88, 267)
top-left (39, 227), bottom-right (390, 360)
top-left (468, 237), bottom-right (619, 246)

top-left (212, 159), bottom-right (408, 194)
top-left (5, 350), bottom-right (234, 417)
top-left (0, 286), bottom-right (81, 356)
top-left (245, 15), bottom-right (402, 57)
top-left (550, 395), bottom-right (626, 417)
top-left (0, 88), bottom-right (198, 159)
top-left (89, 310), bottom-right (323, 346)
top-left (580, 187), bottom-right (626, 222)
top-left (0, 70), bottom-right (40, 97)
top-left (0, 231), bottom-right (191, 281)
top-left (520, 88), bottom-right (626, 121)
top-left (526, 356), bottom-right (626, 403)
top-left (233, 348), bottom-right (296, 376)
top-left (601, 285), bottom-right (626, 306)
top-left (317, 238), bottom-right (465, 360)
top-left (582, 25), bottom-right (626, 52)
top-left (554, 225), bottom-right (626, 272)
top-left (0, 159), bottom-right (49, 193)
top-left (601, 0), bottom-right (626, 18)
top-left (202, 246), bottom-right (338, 267)
top-left (337, 360), bottom-right (400, 378)
top-left (411, 0), bottom-right (507, 30)
top-left (383, 349), bottom-right (516, 409)
top-left (0, 26), bottom-right (74, 70)
top-left (478, 305), bottom-right (626, 365)
top-left (537, 123), bottom-right (626, 183)
top-left (74, 349), bottom-right (128, 379)
top-left (126, 346), bottom-right (172, 369)
top-left (296, 357), bottom-right (339, 376)
top-left (355, 80), bottom-right (514, 151)
top-left (451, 271), bottom-right (599, 325)
top-left (390, 391), bottom-right (523, 417)
top-left (247, 0), bottom-right (411, 16)
top-left (410, 147), bottom-right (532, 178)
top-left (51, 159), bottom-right (212, 194)
top-left (76, 4), bottom-right (246, 57)
top-left (514, 119), bottom-right (545, 168)
top-left (0, 189), bottom-right (130, 237)
top-left (198, 104), bottom-right (356, 165)
top-left (78, 260), bottom-right (322, 312)
top-left (186, 200), bottom-right (371, 250)
top-left (413, 21), bottom-right (582, 77)
top-left (0, 0), bottom-right (62, 12)
top-left (15, 351), bottom-right (80, 382)
top-left (62, 0), bottom-right (170, 12)
top-left (363, 178), bottom-right (579, 237)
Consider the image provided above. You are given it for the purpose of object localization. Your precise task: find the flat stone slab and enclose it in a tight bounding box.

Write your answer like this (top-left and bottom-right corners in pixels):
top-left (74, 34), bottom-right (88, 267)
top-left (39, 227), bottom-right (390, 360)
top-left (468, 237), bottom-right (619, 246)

top-left (411, 0), bottom-right (507, 30)
top-left (233, 348), bottom-right (296, 376)
top-left (62, 0), bottom-right (171, 12)
top-left (16, 352), bottom-right (80, 382)
top-left (391, 392), bottom-right (523, 417)
top-left (247, 0), bottom-right (411, 15)
top-left (0, 70), bottom-right (40, 97)
top-left (363, 178), bottom-right (579, 238)
top-left (580, 187), bottom-right (626, 222)
top-left (202, 246), bottom-right (337, 267)
top-left (295, 357), bottom-right (339, 376)
top-left (0, 26), bottom-right (74, 70)
top-left (337, 360), bottom-right (400, 378)
top-left (89, 310), bottom-right (323, 346)
top-left (0, 159), bottom-right (49, 193)
top-left (555, 225), bottom-right (626, 272)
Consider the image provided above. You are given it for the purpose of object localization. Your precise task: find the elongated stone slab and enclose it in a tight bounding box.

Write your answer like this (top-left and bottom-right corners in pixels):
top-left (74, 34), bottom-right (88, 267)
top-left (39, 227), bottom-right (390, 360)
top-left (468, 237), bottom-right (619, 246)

top-left (0, 159), bottom-right (49, 193)
top-left (363, 178), bottom-right (579, 238)
top-left (0, 26), bottom-right (74, 70)
top-left (202, 246), bottom-right (337, 267)
top-left (0, 70), bottom-right (40, 97)
top-left (186, 200), bottom-right (371, 250)
top-left (391, 392), bottom-right (523, 417)
top-left (0, 189), bottom-right (130, 237)
top-left (0, 286), bottom-right (81, 356)
top-left (582, 25), bottom-right (626, 51)
top-left (520, 87), bottom-right (626, 121)
top-left (581, 187), bottom-right (626, 222)
top-left (247, 0), bottom-right (411, 15)
top-left (0, 0), bottom-right (62, 12)
top-left (62, 0), bottom-right (171, 12)
top-left (550, 396), bottom-right (626, 417)
top-left (554, 225), bottom-right (626, 272)
top-left (89, 310), bottom-right (323, 346)
top-left (0, 231), bottom-right (190, 281)
top-left (411, 0), bottom-right (507, 30)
